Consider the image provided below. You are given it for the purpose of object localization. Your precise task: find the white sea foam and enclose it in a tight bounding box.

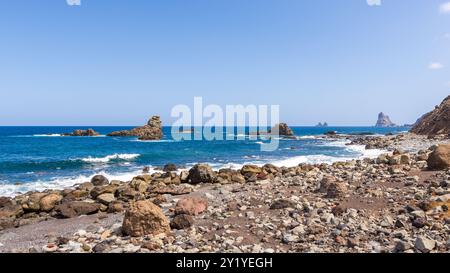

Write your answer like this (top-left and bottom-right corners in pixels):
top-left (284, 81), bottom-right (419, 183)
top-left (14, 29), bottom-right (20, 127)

top-left (296, 135), bottom-right (317, 139)
top-left (32, 134), bottom-right (63, 137)
top-left (0, 170), bottom-right (145, 197)
top-left (81, 153), bottom-right (140, 163)
top-left (133, 139), bottom-right (174, 143)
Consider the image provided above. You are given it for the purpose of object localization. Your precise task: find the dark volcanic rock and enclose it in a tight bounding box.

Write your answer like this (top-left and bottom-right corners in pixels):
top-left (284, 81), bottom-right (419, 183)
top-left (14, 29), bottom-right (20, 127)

top-left (187, 164), bottom-right (217, 184)
top-left (163, 163), bottom-right (178, 172)
top-left (55, 202), bottom-right (101, 218)
top-left (411, 95), bottom-right (450, 136)
top-left (170, 214), bottom-right (194, 229)
top-left (107, 116), bottom-right (163, 140)
top-left (91, 175), bottom-right (109, 186)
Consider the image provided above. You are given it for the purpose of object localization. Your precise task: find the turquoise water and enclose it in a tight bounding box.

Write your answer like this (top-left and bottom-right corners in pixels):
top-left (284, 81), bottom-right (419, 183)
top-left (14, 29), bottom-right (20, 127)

top-left (0, 126), bottom-right (408, 196)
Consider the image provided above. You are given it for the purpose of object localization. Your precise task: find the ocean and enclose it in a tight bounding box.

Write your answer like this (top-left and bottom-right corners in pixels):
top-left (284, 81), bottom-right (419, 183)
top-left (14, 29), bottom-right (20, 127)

top-left (0, 126), bottom-right (408, 196)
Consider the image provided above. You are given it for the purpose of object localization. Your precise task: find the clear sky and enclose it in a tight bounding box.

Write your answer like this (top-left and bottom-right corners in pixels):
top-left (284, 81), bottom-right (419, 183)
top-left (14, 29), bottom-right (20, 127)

top-left (0, 0), bottom-right (449, 126)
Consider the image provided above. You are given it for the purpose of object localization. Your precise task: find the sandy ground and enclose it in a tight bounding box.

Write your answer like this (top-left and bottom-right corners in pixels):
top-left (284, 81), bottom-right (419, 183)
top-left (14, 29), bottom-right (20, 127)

top-left (0, 213), bottom-right (123, 252)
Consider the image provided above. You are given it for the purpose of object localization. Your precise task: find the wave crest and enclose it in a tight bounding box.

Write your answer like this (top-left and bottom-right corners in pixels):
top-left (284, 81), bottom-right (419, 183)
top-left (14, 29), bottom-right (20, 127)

top-left (81, 153), bottom-right (140, 163)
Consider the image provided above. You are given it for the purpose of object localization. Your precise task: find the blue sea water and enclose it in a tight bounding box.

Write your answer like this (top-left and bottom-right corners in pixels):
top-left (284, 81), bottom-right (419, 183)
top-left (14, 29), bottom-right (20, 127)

top-left (0, 126), bottom-right (408, 196)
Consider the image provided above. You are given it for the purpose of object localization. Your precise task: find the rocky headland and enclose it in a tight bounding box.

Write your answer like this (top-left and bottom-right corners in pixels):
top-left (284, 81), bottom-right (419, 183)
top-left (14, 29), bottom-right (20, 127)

top-left (107, 116), bottom-right (163, 141)
top-left (411, 95), bottom-right (450, 136)
top-left (1, 132), bottom-right (449, 253)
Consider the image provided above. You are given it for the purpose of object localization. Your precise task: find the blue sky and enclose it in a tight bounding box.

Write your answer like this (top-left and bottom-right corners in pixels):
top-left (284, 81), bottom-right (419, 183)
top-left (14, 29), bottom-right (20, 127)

top-left (0, 0), bottom-right (449, 126)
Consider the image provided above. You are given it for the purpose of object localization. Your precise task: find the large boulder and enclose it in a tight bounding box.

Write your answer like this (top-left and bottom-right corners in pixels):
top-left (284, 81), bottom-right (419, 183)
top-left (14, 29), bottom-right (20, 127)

top-left (240, 165), bottom-right (263, 179)
top-left (170, 214), bottom-right (194, 230)
top-left (175, 196), bottom-right (208, 216)
top-left (427, 144), bottom-right (450, 170)
top-left (163, 163), bottom-right (178, 172)
top-left (91, 175), bottom-right (109, 186)
top-left (0, 204), bottom-right (23, 219)
top-left (21, 192), bottom-right (47, 212)
top-left (55, 201), bottom-right (101, 218)
top-left (187, 164), bottom-right (217, 184)
top-left (122, 200), bottom-right (170, 237)
top-left (107, 116), bottom-right (163, 140)
top-left (411, 95), bottom-right (450, 135)
top-left (39, 193), bottom-right (63, 212)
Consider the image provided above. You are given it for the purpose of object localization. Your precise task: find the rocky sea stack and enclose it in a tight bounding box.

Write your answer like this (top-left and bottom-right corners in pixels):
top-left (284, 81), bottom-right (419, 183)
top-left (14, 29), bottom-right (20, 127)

top-left (375, 112), bottom-right (396, 127)
top-left (107, 116), bottom-right (163, 140)
top-left (411, 95), bottom-right (450, 136)
top-left (269, 123), bottom-right (295, 137)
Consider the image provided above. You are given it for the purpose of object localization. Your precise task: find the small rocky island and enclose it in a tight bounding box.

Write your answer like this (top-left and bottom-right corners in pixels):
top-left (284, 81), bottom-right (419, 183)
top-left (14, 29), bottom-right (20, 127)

top-left (375, 112), bottom-right (397, 127)
top-left (62, 129), bottom-right (100, 137)
top-left (107, 116), bottom-right (163, 141)
top-left (269, 123), bottom-right (295, 137)
top-left (316, 122), bottom-right (329, 127)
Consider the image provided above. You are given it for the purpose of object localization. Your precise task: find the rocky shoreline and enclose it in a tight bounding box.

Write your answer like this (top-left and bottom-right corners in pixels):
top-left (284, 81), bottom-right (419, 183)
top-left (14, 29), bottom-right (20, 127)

top-left (0, 133), bottom-right (449, 253)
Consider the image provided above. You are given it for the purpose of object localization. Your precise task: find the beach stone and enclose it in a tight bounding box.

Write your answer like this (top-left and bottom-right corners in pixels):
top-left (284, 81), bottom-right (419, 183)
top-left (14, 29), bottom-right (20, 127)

top-left (130, 177), bottom-right (150, 193)
top-left (77, 182), bottom-right (94, 191)
top-left (21, 192), bottom-right (47, 212)
top-left (270, 199), bottom-right (296, 210)
top-left (91, 175), bottom-right (109, 186)
top-left (122, 200), bottom-right (170, 237)
top-left (149, 184), bottom-right (193, 195)
top-left (262, 164), bottom-right (281, 174)
top-left (180, 171), bottom-right (189, 182)
top-left (415, 236), bottom-right (436, 253)
top-left (400, 154), bottom-right (411, 165)
top-left (55, 201), bottom-right (101, 218)
top-left (96, 193), bottom-right (115, 205)
top-left (0, 204), bottom-right (23, 218)
top-left (319, 176), bottom-right (333, 193)
top-left (188, 164), bottom-right (217, 184)
top-left (0, 217), bottom-right (15, 230)
top-left (64, 189), bottom-right (89, 201)
top-left (326, 182), bottom-right (348, 199)
top-left (241, 165), bottom-right (263, 179)
top-left (170, 214), bottom-right (194, 229)
top-left (163, 163), bottom-right (177, 172)
top-left (42, 243), bottom-right (58, 253)
top-left (39, 193), bottom-right (63, 212)
top-left (90, 185), bottom-right (118, 199)
top-left (108, 201), bottom-right (125, 213)
top-left (0, 197), bottom-right (14, 208)
top-left (175, 196), bottom-right (208, 216)
top-left (93, 242), bottom-right (110, 253)
top-left (427, 144), bottom-right (450, 170)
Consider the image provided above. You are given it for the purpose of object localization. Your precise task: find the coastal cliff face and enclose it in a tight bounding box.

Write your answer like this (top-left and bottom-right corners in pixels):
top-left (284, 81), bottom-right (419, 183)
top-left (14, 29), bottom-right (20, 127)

top-left (107, 116), bottom-right (163, 140)
top-left (375, 112), bottom-right (396, 127)
top-left (411, 95), bottom-right (450, 136)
